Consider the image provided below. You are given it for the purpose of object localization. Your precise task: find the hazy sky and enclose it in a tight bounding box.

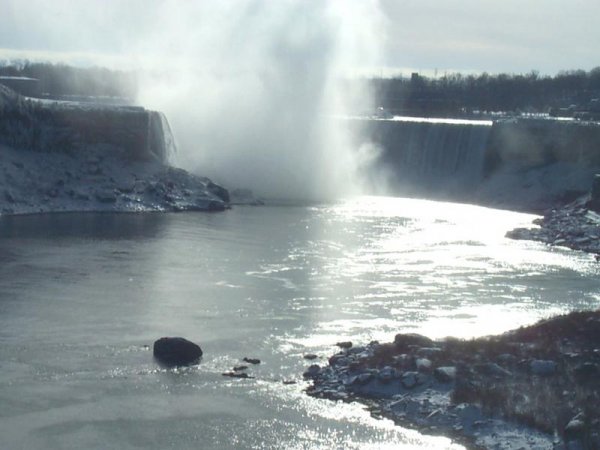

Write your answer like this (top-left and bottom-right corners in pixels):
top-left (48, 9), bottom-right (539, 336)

top-left (1, 0), bottom-right (598, 76)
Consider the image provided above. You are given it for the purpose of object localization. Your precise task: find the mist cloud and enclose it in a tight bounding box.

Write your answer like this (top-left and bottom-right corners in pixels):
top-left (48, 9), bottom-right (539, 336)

top-left (133, 1), bottom-right (383, 199)
top-left (2, 0), bottom-right (384, 199)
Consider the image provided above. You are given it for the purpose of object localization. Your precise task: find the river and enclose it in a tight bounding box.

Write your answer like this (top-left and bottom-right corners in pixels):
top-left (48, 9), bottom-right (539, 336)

top-left (1, 196), bottom-right (598, 449)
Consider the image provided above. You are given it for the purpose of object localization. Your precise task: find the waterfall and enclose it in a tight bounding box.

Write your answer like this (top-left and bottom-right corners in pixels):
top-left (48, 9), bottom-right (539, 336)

top-left (365, 117), bottom-right (492, 197)
top-left (147, 111), bottom-right (177, 163)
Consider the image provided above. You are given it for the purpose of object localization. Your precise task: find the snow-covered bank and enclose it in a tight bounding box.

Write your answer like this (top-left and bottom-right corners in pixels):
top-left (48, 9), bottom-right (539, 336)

top-left (0, 143), bottom-right (229, 215)
top-left (0, 84), bottom-right (229, 215)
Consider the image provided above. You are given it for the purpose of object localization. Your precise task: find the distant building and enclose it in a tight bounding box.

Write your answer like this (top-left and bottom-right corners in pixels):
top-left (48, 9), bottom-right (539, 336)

top-left (0, 76), bottom-right (40, 97)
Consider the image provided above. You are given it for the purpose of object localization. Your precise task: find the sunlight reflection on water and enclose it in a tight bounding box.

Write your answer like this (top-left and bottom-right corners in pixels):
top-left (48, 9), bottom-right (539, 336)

top-left (0, 197), bottom-right (598, 449)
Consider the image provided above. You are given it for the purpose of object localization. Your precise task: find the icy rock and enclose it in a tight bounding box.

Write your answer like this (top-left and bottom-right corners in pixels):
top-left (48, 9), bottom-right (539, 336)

top-left (474, 362), bottom-right (512, 377)
top-left (416, 358), bottom-right (432, 372)
top-left (417, 347), bottom-right (443, 358)
top-left (433, 366), bottom-right (456, 382)
top-left (356, 372), bottom-right (373, 384)
top-left (529, 359), bottom-right (557, 376)
top-left (565, 413), bottom-right (586, 439)
top-left (496, 353), bottom-right (517, 365)
top-left (378, 366), bottom-right (397, 383)
top-left (206, 180), bottom-right (230, 203)
top-left (153, 337), bottom-right (203, 367)
top-left (222, 371), bottom-right (251, 379)
top-left (401, 371), bottom-right (423, 389)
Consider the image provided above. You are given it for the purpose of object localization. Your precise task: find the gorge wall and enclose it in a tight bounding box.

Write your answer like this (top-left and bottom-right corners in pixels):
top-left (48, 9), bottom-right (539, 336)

top-left (0, 84), bottom-right (174, 163)
top-left (358, 117), bottom-right (600, 212)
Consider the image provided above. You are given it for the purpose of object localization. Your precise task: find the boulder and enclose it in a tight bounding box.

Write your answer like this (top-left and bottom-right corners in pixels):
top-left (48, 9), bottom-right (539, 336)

top-left (416, 358), bottom-right (432, 372)
top-left (153, 337), bottom-right (203, 367)
top-left (401, 371), bottom-right (424, 389)
top-left (394, 333), bottom-right (433, 350)
top-left (336, 341), bottom-right (353, 349)
top-left (377, 366), bottom-right (397, 383)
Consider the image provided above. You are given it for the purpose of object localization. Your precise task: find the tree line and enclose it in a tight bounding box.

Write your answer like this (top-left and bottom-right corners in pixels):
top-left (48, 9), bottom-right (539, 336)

top-left (0, 61), bottom-right (137, 99)
top-left (370, 68), bottom-right (600, 117)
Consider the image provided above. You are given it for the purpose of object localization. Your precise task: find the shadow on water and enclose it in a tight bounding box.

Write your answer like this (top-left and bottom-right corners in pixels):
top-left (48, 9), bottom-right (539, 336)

top-left (0, 212), bottom-right (171, 241)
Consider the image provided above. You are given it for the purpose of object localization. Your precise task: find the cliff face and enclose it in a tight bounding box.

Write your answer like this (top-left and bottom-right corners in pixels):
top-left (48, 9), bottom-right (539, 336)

top-left (484, 119), bottom-right (600, 176)
top-left (0, 84), bottom-right (172, 163)
top-left (0, 85), bottom-right (228, 215)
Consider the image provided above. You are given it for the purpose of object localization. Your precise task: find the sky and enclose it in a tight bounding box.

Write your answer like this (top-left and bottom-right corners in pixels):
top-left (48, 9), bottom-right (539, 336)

top-left (1, 0), bottom-right (599, 76)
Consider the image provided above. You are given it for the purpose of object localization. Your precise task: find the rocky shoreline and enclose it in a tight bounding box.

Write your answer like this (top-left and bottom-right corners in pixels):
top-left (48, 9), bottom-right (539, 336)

top-left (304, 311), bottom-right (600, 449)
top-left (0, 143), bottom-right (230, 215)
top-left (506, 176), bottom-right (600, 258)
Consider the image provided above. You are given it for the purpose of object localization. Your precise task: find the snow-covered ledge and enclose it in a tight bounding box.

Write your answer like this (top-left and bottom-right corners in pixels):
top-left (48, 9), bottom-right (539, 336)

top-left (0, 85), bottom-right (229, 215)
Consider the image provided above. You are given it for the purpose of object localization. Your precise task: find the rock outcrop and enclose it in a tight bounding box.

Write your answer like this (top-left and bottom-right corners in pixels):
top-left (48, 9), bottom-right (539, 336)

top-left (506, 183), bottom-right (600, 257)
top-left (305, 310), bottom-right (600, 449)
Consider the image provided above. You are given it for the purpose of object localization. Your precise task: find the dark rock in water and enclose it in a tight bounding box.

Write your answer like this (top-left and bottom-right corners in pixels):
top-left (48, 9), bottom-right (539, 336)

top-left (394, 333), bottom-right (433, 350)
top-left (222, 371), bottom-right (252, 379)
top-left (153, 337), bottom-right (203, 367)
top-left (304, 354), bottom-right (318, 360)
top-left (243, 357), bottom-right (261, 365)
top-left (336, 341), bottom-right (353, 349)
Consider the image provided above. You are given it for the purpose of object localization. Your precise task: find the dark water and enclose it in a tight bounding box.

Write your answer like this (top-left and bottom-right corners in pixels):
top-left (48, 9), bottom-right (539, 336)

top-left (0, 197), bottom-right (598, 449)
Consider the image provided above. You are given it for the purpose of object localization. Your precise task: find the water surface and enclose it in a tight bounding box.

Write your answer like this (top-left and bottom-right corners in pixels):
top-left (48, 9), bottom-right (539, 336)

top-left (1, 196), bottom-right (598, 449)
